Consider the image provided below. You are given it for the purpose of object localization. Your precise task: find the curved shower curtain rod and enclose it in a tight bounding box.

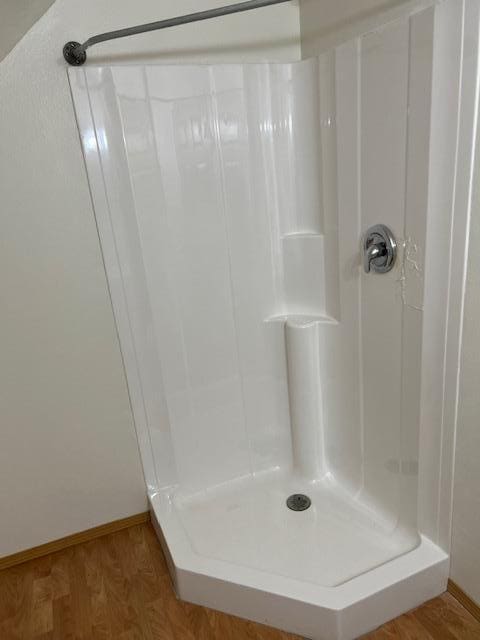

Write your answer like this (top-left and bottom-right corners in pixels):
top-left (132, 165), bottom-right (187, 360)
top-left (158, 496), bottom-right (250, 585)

top-left (63, 0), bottom-right (291, 65)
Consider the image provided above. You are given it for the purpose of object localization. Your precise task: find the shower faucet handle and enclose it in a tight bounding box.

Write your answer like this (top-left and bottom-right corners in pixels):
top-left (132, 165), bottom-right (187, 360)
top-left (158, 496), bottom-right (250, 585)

top-left (363, 224), bottom-right (397, 274)
top-left (364, 243), bottom-right (386, 273)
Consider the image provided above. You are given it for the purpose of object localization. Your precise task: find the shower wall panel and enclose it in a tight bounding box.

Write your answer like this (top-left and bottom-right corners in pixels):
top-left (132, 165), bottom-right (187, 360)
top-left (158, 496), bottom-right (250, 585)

top-left (317, 10), bottom-right (433, 538)
top-left (72, 5), bottom-right (436, 532)
top-left (79, 59), bottom-right (334, 494)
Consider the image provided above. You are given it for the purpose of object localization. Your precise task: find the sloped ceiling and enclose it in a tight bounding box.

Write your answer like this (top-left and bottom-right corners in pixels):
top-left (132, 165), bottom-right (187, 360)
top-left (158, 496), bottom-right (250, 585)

top-left (0, 0), bottom-right (56, 63)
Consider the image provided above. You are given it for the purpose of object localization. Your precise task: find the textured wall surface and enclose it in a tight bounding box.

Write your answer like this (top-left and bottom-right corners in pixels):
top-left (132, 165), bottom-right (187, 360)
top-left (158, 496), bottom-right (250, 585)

top-left (0, 0), bottom-right (300, 557)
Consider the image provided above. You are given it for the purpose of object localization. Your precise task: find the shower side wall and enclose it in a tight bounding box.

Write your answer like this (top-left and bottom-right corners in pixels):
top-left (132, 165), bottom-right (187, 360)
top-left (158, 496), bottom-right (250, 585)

top-left (311, 7), bottom-right (436, 543)
top-left (301, 0), bottom-right (475, 552)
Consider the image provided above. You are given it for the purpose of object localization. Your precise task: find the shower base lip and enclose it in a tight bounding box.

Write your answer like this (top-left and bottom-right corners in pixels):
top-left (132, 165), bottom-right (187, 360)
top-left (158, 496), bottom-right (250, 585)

top-left (149, 491), bottom-right (448, 640)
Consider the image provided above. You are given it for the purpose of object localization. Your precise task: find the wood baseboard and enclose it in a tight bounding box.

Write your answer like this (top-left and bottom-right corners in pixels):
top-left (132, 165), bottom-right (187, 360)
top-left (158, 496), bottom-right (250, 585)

top-left (0, 511), bottom-right (150, 572)
top-left (448, 579), bottom-right (480, 622)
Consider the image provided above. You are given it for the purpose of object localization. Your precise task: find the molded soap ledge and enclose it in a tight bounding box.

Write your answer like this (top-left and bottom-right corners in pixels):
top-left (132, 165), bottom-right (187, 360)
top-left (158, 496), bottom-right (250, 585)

top-left (265, 314), bottom-right (338, 326)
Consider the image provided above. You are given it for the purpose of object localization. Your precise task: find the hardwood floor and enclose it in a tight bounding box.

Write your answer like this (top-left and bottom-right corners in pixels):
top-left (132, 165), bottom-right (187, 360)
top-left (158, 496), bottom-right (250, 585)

top-left (0, 522), bottom-right (479, 639)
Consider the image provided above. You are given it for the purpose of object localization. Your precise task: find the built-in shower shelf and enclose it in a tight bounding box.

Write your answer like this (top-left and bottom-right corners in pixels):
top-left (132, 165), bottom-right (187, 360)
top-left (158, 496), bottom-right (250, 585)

top-left (281, 232), bottom-right (324, 239)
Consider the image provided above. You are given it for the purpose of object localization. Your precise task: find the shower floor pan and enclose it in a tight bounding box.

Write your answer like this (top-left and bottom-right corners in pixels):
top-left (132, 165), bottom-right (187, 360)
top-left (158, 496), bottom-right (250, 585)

top-left (150, 469), bottom-right (448, 640)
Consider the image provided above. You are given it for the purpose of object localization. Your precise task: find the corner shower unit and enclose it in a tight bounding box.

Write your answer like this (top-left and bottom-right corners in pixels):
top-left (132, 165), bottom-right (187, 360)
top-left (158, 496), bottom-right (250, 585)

top-left (68, 0), bottom-right (480, 637)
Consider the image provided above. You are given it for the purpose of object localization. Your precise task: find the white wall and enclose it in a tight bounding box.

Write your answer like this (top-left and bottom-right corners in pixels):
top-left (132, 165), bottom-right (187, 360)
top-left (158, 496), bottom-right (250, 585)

top-left (0, 0), bottom-right (55, 62)
top-left (0, 0), bottom-right (300, 558)
top-left (450, 122), bottom-right (480, 606)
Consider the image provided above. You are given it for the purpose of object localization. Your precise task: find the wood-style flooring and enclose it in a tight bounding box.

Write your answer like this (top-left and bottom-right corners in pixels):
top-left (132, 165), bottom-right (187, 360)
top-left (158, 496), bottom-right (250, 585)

top-left (0, 522), bottom-right (479, 639)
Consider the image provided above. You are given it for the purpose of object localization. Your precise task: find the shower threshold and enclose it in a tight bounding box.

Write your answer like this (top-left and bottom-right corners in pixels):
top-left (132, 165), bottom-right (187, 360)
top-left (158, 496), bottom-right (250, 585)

top-left (150, 469), bottom-right (448, 640)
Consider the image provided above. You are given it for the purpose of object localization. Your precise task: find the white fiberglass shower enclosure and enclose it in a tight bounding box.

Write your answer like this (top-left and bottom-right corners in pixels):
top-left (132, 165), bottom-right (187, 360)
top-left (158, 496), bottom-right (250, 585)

top-left (69, 1), bottom-right (480, 637)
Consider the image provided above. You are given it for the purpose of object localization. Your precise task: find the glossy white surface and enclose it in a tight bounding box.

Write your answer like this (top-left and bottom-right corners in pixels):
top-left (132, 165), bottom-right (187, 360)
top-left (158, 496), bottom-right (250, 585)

top-left (151, 492), bottom-right (448, 640)
top-left (173, 469), bottom-right (419, 588)
top-left (69, 0), bottom-right (479, 636)
top-left (286, 320), bottom-right (324, 480)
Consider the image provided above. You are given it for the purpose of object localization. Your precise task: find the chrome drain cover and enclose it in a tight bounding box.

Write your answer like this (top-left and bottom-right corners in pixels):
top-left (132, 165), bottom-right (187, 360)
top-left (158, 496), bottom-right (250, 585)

top-left (286, 494), bottom-right (311, 511)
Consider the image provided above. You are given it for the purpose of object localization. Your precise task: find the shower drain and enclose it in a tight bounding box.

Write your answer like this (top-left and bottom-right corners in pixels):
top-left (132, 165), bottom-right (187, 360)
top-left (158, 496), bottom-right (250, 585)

top-left (286, 494), bottom-right (311, 511)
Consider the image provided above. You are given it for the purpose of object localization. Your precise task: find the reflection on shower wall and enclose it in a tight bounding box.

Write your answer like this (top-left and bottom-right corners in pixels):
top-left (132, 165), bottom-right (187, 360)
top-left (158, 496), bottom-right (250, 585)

top-left (76, 4), bottom-right (434, 540)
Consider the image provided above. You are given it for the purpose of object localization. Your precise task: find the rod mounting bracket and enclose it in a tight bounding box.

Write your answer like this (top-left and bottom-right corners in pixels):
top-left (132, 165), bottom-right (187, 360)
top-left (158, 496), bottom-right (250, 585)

top-left (63, 41), bottom-right (87, 66)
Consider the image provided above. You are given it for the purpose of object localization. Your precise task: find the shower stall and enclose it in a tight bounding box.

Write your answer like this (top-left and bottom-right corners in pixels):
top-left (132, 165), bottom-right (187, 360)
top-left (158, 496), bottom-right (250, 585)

top-left (69, 0), bottom-right (480, 637)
